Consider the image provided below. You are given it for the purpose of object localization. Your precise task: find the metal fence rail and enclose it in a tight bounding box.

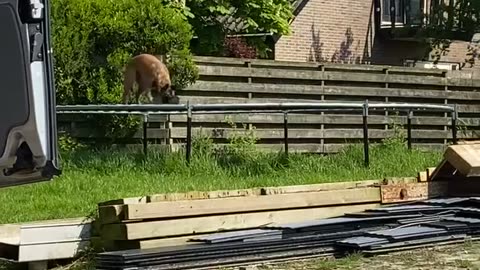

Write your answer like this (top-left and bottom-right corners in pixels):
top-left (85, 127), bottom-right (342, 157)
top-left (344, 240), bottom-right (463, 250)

top-left (56, 101), bottom-right (458, 166)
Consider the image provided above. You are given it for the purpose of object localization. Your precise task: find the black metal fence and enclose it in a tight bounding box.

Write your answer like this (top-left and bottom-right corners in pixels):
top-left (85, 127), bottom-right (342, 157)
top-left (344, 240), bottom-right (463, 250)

top-left (56, 101), bottom-right (458, 167)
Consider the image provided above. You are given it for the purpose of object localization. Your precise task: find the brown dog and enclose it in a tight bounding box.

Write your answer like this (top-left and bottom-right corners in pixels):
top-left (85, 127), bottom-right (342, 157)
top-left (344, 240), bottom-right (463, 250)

top-left (122, 53), bottom-right (178, 104)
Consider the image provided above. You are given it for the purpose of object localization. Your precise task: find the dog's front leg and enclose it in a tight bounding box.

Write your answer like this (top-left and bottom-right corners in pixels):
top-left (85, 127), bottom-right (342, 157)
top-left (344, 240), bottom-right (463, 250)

top-left (146, 90), bottom-right (154, 103)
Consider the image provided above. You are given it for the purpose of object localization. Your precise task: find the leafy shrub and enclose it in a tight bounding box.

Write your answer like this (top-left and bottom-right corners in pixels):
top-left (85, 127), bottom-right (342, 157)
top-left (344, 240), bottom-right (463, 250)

top-left (186, 0), bottom-right (294, 57)
top-left (51, 0), bottom-right (199, 137)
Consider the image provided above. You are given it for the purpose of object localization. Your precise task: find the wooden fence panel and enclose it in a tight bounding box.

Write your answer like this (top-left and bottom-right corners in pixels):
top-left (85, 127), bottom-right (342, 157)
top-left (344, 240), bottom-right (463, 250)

top-left (57, 56), bottom-right (480, 153)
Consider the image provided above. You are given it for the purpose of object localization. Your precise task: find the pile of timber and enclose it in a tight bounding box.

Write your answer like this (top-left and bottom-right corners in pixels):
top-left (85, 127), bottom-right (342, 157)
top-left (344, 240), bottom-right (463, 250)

top-left (95, 196), bottom-right (480, 270)
top-left (95, 180), bottom-right (383, 251)
top-left (94, 176), bottom-right (449, 253)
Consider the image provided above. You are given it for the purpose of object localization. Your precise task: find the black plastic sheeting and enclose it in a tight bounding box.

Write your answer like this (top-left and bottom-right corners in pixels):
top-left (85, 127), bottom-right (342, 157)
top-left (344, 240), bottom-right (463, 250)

top-left (96, 197), bottom-right (480, 270)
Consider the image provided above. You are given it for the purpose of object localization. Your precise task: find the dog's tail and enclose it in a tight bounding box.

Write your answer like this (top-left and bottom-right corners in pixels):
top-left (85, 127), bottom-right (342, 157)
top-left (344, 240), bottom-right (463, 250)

top-left (122, 62), bottom-right (136, 104)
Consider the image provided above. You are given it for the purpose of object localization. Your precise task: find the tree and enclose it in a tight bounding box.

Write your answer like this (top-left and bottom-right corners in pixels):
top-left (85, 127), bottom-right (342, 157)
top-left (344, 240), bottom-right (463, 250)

top-left (182, 0), bottom-right (295, 57)
top-left (425, 0), bottom-right (480, 41)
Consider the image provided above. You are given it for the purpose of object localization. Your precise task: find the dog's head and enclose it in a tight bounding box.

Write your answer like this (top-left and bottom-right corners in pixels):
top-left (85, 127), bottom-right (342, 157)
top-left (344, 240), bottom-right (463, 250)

top-left (163, 85), bottom-right (179, 104)
top-left (152, 85), bottom-right (179, 104)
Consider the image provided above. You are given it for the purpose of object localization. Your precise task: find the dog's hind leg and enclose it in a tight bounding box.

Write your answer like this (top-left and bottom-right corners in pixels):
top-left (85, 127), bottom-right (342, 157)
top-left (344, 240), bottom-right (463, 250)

top-left (122, 64), bottom-right (137, 104)
top-left (138, 77), bottom-right (154, 103)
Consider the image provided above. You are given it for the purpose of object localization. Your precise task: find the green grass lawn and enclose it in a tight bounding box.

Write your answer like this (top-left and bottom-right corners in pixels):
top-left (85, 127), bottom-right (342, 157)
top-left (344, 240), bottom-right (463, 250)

top-left (0, 138), bottom-right (442, 224)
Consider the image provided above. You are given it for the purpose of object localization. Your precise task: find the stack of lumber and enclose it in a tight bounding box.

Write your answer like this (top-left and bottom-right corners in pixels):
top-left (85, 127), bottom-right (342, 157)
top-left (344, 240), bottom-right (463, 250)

top-left (95, 177), bottom-right (449, 252)
top-left (95, 180), bottom-right (386, 251)
top-left (0, 218), bottom-right (92, 269)
top-left (95, 197), bottom-right (480, 270)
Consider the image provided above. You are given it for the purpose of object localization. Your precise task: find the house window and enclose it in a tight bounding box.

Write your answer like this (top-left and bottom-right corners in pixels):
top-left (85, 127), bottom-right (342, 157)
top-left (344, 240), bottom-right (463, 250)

top-left (381, 0), bottom-right (423, 26)
top-left (382, 0), bottom-right (403, 23)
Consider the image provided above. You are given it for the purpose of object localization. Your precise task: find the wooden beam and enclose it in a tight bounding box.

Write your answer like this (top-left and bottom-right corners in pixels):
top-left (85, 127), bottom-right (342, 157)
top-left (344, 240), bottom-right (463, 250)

top-left (98, 178), bottom-right (390, 208)
top-left (117, 187), bottom-right (380, 221)
top-left (184, 81), bottom-right (480, 101)
top-left (380, 181), bottom-right (448, 203)
top-left (259, 180), bottom-right (383, 195)
top-left (418, 171), bottom-right (428, 182)
top-left (444, 143), bottom-right (480, 177)
top-left (98, 188), bottom-right (262, 207)
top-left (100, 203), bottom-right (380, 240)
top-left (172, 128), bottom-right (462, 140)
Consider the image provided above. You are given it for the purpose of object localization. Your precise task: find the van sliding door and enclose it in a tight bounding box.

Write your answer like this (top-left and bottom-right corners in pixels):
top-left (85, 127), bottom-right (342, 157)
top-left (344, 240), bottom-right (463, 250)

top-left (0, 0), bottom-right (60, 188)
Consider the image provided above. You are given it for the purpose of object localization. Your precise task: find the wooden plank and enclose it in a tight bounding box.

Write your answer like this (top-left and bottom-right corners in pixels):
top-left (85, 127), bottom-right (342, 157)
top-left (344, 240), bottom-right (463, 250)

top-left (382, 177), bottom-right (418, 185)
top-left (98, 188), bottom-right (262, 207)
top-left (0, 240), bottom-right (90, 262)
top-left (0, 218), bottom-right (92, 246)
top-left (259, 180), bottom-right (383, 195)
top-left (193, 56), bottom-right (447, 76)
top-left (426, 167), bottom-right (437, 181)
top-left (380, 181), bottom-right (448, 203)
top-left (0, 225), bottom-right (20, 245)
top-left (17, 240), bottom-right (90, 262)
top-left (100, 203), bottom-right (380, 240)
top-left (170, 128), bottom-right (464, 140)
top-left (418, 171), bottom-right (428, 182)
top-left (186, 81), bottom-right (480, 100)
top-left (148, 188), bottom-right (262, 202)
top-left (167, 113), bottom-right (455, 126)
top-left (197, 65), bottom-right (452, 87)
top-left (169, 142), bottom-right (446, 154)
top-left (67, 127), bottom-right (168, 139)
top-left (19, 221), bottom-right (91, 245)
top-left (197, 65), bottom-right (325, 81)
top-left (118, 187), bottom-right (381, 221)
top-left (98, 180), bottom-right (387, 224)
top-left (444, 143), bottom-right (480, 177)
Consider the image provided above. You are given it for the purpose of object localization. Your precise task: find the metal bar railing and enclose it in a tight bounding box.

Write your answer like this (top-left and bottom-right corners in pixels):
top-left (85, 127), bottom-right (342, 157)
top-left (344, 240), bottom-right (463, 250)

top-left (56, 101), bottom-right (458, 167)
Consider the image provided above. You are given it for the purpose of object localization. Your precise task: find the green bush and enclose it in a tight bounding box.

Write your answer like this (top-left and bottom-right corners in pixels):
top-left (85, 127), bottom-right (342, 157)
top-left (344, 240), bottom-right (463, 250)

top-left (51, 0), bottom-right (199, 137)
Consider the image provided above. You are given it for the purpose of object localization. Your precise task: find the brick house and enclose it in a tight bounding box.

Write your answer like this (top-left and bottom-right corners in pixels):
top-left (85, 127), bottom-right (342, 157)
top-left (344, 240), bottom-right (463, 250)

top-left (272, 0), bottom-right (477, 69)
top-left (217, 0), bottom-right (479, 70)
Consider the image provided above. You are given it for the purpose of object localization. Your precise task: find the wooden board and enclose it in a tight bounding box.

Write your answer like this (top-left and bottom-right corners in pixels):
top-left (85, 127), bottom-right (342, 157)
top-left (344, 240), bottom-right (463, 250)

top-left (169, 128), bottom-right (460, 140)
top-left (192, 55), bottom-right (447, 76)
top-left (98, 178), bottom-right (390, 208)
top-left (185, 81), bottom-right (480, 101)
top-left (164, 113), bottom-right (458, 126)
top-left (115, 187), bottom-right (381, 221)
top-left (418, 171), bottom-right (428, 182)
top-left (100, 203), bottom-right (380, 240)
top-left (0, 240), bottom-right (90, 262)
top-left (0, 218), bottom-right (92, 246)
top-left (98, 188), bottom-right (262, 207)
top-left (444, 143), bottom-right (480, 177)
top-left (380, 181), bottom-right (448, 203)
top-left (259, 180), bottom-right (383, 195)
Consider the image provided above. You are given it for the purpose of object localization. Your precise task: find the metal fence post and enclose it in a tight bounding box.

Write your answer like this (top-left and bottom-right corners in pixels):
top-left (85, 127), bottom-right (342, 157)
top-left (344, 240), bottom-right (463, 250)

top-left (143, 113), bottom-right (148, 155)
top-left (407, 110), bottom-right (412, 150)
top-left (363, 100), bottom-right (369, 167)
top-left (451, 104), bottom-right (458, 145)
top-left (284, 111), bottom-right (289, 157)
top-left (186, 103), bottom-right (192, 164)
